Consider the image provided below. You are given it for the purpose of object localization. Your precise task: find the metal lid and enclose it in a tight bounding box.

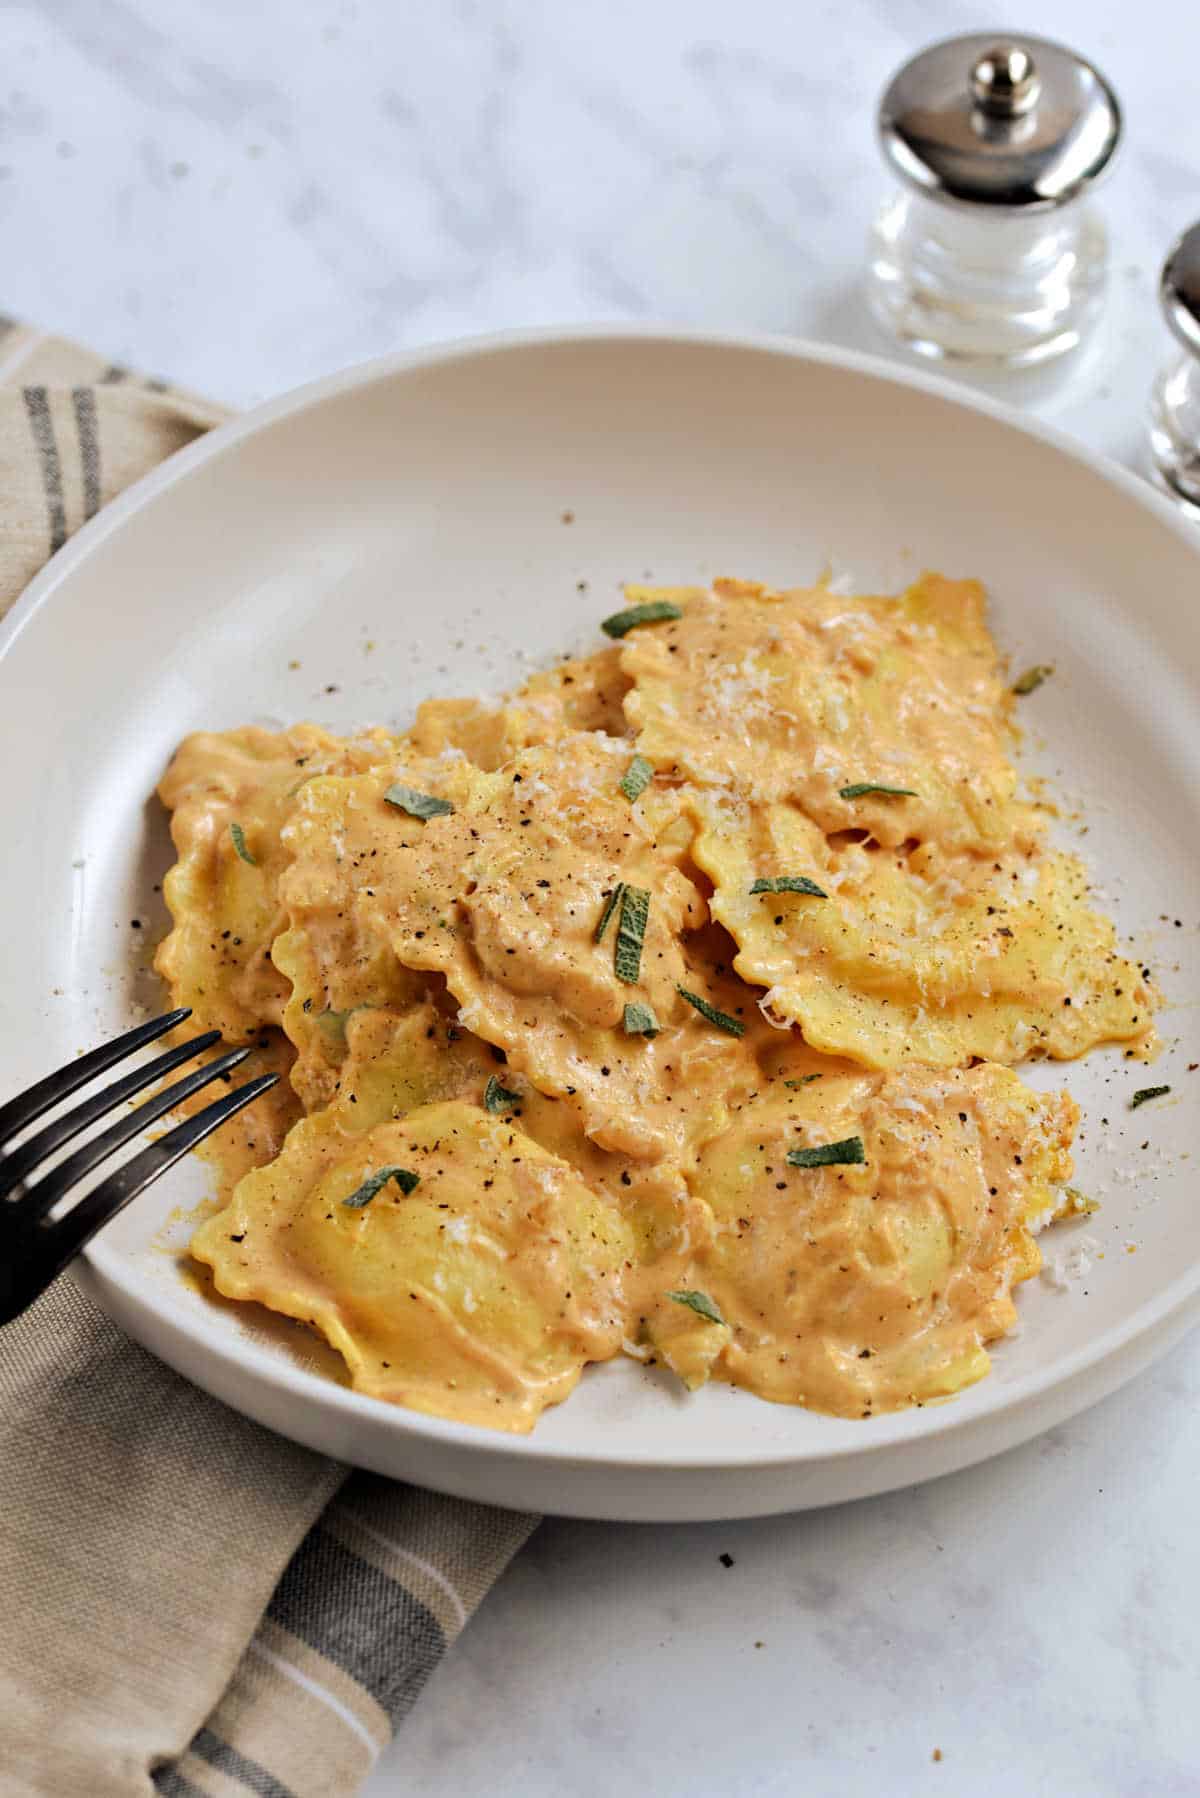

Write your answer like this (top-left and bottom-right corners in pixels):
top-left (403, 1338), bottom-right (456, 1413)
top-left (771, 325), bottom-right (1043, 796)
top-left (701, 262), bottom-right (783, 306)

top-left (878, 32), bottom-right (1121, 212)
top-left (1161, 222), bottom-right (1200, 358)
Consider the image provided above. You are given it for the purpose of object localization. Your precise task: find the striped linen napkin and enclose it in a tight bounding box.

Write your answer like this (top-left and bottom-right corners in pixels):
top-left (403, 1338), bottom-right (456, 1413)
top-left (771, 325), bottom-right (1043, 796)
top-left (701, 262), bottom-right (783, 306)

top-left (0, 321), bottom-right (539, 1798)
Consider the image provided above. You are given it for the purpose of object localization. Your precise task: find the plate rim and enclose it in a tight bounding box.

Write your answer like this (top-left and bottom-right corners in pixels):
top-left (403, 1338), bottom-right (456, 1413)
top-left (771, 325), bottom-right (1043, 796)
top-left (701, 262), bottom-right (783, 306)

top-left (7, 322), bottom-right (1200, 1481)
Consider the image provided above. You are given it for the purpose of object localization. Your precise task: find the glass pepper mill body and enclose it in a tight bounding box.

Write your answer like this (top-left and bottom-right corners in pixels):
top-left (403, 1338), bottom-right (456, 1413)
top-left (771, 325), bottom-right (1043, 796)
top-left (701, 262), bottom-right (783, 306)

top-left (866, 35), bottom-right (1121, 370)
top-left (869, 189), bottom-right (1108, 368)
top-left (1148, 222), bottom-right (1200, 513)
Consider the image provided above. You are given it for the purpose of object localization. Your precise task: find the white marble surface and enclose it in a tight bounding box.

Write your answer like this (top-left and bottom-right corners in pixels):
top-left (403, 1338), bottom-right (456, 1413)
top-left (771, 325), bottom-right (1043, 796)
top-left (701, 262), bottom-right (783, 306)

top-left (5, 1), bottom-right (1199, 1792)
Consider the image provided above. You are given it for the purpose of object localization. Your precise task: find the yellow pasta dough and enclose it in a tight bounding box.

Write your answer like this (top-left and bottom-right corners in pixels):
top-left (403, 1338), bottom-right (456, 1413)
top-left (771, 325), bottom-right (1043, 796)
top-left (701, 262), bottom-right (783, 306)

top-left (647, 1063), bottom-right (1077, 1415)
top-left (687, 790), bottom-right (1156, 1068)
top-left (193, 1097), bottom-right (636, 1431)
top-left (288, 735), bottom-right (762, 1165)
top-left (620, 575), bottom-right (1042, 855)
top-left (155, 723), bottom-right (397, 1038)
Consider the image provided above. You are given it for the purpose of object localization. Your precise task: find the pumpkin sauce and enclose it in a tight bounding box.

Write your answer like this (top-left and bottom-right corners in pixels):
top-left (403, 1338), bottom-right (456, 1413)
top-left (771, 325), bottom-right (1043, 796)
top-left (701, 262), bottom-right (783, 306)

top-left (154, 575), bottom-right (1156, 1432)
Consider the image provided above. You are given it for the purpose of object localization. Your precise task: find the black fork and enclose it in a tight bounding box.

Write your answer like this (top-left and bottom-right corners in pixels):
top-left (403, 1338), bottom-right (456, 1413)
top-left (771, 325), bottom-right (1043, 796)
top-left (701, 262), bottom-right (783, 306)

top-left (0, 1008), bottom-right (277, 1325)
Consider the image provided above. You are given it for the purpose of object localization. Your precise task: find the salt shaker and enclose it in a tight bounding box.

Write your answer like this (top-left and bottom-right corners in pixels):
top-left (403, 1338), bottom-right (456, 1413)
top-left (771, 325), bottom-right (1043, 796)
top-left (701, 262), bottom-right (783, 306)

top-left (1148, 222), bottom-right (1200, 513)
top-left (867, 33), bottom-right (1121, 368)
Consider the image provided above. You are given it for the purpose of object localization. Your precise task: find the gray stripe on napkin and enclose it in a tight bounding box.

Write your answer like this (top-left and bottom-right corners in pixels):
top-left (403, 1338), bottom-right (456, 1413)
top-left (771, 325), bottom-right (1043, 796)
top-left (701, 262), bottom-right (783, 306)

top-left (71, 386), bottom-right (102, 520)
top-left (151, 1765), bottom-right (211, 1798)
top-left (191, 1725), bottom-right (298, 1797)
top-left (266, 1524), bottom-right (447, 1725)
top-left (21, 384), bottom-right (67, 552)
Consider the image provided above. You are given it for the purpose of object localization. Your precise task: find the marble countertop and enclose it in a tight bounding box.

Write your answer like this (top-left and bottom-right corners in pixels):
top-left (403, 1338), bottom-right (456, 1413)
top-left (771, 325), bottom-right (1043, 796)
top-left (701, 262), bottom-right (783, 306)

top-left (6, 1), bottom-right (1198, 1792)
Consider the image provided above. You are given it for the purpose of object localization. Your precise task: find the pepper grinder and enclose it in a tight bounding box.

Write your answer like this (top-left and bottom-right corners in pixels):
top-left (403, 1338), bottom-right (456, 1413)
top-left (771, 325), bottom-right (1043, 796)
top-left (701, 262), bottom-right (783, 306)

top-left (867, 33), bottom-right (1121, 368)
top-left (1148, 222), bottom-right (1200, 513)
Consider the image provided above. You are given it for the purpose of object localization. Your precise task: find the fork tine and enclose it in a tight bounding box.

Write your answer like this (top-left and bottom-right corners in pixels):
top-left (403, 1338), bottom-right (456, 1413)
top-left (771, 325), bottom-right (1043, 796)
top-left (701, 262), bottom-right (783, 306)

top-left (0, 1007), bottom-right (193, 1148)
top-left (17, 1045), bottom-right (254, 1224)
top-left (13, 1074), bottom-right (279, 1320)
top-left (0, 1030), bottom-right (222, 1195)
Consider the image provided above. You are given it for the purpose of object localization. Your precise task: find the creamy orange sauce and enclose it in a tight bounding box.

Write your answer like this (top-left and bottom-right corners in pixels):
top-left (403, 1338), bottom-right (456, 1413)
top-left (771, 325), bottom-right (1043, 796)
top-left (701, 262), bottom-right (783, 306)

top-left (621, 576), bottom-right (1043, 856)
top-left (648, 1065), bottom-right (1076, 1416)
top-left (410, 645), bottom-right (631, 767)
top-left (687, 791), bottom-right (1157, 1068)
top-left (153, 573), bottom-right (1158, 1432)
top-left (156, 723), bottom-right (397, 1039)
top-left (286, 736), bottom-right (746, 1165)
top-left (192, 1098), bottom-right (638, 1431)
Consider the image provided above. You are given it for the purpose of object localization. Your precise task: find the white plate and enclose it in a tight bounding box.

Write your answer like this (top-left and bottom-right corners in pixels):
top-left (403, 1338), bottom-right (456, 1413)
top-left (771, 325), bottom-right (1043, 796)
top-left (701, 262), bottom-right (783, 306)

top-left (2, 329), bottom-right (1198, 1522)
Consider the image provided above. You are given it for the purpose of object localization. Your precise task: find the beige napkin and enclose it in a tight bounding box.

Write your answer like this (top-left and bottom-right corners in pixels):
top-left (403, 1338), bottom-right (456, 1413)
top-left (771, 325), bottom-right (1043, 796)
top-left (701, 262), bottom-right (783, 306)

top-left (0, 321), bottom-right (538, 1798)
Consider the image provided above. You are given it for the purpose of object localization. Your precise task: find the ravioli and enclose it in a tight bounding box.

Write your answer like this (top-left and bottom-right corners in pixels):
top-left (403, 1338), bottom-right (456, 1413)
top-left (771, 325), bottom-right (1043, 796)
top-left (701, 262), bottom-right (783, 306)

top-left (270, 759), bottom-right (450, 1110)
top-left (156, 723), bottom-right (396, 1038)
top-left (155, 565), bottom-right (1155, 1436)
top-left (646, 1063), bottom-right (1077, 1415)
top-left (410, 646), bottom-right (631, 770)
top-left (285, 976), bottom-right (710, 1315)
top-left (621, 575), bottom-right (1042, 855)
top-left (296, 734), bottom-right (766, 1164)
top-left (268, 758), bottom-right (721, 1274)
top-left (193, 1098), bottom-right (636, 1431)
top-left (517, 645), bottom-right (633, 737)
top-left (313, 998), bottom-right (713, 1309)
top-left (688, 792), bottom-right (1156, 1068)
